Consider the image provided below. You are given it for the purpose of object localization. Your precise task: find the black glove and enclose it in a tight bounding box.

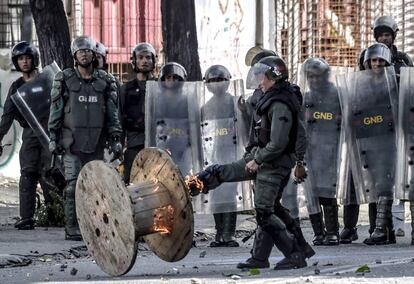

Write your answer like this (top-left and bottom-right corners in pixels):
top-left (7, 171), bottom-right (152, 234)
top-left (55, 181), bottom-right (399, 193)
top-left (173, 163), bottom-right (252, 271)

top-left (109, 135), bottom-right (123, 161)
top-left (293, 162), bottom-right (307, 184)
top-left (187, 164), bottom-right (222, 196)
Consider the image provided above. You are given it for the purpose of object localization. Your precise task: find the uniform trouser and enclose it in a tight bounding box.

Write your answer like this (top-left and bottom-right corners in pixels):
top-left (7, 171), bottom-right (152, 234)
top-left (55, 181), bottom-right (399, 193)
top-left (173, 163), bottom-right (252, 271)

top-left (392, 200), bottom-right (405, 231)
top-left (63, 151), bottom-right (103, 233)
top-left (215, 155), bottom-right (296, 257)
top-left (19, 134), bottom-right (54, 220)
top-left (123, 145), bottom-right (144, 184)
top-left (343, 176), bottom-right (360, 229)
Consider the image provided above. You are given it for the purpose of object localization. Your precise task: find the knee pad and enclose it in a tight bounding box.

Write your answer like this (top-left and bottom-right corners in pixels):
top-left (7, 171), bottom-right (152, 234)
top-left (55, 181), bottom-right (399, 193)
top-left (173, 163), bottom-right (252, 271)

top-left (64, 180), bottom-right (77, 199)
top-left (255, 208), bottom-right (273, 228)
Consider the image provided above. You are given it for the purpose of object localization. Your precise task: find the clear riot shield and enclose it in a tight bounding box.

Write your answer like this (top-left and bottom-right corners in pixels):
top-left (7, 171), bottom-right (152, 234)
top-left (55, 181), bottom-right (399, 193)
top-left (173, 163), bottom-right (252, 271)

top-left (191, 79), bottom-right (253, 214)
top-left (145, 81), bottom-right (203, 176)
top-left (298, 65), bottom-right (352, 212)
top-left (337, 66), bottom-right (398, 204)
top-left (396, 67), bottom-right (414, 201)
top-left (11, 62), bottom-right (61, 150)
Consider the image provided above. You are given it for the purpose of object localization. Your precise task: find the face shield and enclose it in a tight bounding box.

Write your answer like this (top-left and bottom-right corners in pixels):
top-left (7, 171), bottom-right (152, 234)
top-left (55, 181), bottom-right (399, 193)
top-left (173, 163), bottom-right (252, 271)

top-left (246, 63), bottom-right (270, 90)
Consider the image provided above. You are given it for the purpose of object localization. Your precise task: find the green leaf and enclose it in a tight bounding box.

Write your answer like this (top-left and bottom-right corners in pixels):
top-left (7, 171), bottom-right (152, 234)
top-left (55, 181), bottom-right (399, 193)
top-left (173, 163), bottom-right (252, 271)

top-left (249, 268), bottom-right (260, 275)
top-left (355, 264), bottom-right (370, 273)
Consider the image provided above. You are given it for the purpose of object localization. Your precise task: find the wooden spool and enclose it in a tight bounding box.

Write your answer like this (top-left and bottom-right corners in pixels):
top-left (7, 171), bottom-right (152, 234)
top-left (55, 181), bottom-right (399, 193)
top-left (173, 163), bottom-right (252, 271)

top-left (76, 148), bottom-right (194, 276)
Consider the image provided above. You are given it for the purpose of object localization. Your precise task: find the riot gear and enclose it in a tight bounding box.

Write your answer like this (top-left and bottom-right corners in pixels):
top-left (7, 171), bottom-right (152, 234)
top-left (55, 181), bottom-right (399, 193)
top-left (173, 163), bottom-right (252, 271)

top-left (71, 36), bottom-right (96, 57)
top-left (95, 42), bottom-right (108, 58)
top-left (363, 43), bottom-right (392, 68)
top-left (131, 42), bottom-right (156, 73)
top-left (303, 57), bottom-right (330, 76)
top-left (95, 42), bottom-right (108, 70)
top-left (246, 56), bottom-right (288, 89)
top-left (159, 62), bottom-right (187, 81)
top-left (244, 46), bottom-right (277, 66)
top-left (203, 65), bottom-right (232, 82)
top-left (49, 65), bottom-right (122, 240)
top-left (372, 16), bottom-right (398, 40)
top-left (203, 65), bottom-right (232, 96)
top-left (11, 41), bottom-right (39, 72)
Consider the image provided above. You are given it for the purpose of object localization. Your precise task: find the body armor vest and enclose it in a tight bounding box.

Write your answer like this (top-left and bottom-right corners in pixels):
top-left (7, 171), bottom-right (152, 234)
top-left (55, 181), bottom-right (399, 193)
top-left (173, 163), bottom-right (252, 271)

top-left (61, 70), bottom-right (107, 153)
top-left (122, 79), bottom-right (146, 132)
top-left (256, 84), bottom-right (299, 153)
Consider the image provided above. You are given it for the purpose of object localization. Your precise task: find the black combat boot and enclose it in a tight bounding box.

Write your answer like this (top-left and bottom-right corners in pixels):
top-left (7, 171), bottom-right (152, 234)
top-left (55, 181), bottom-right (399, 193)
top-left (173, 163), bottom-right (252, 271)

top-left (287, 218), bottom-right (315, 259)
top-left (275, 220), bottom-right (314, 268)
top-left (210, 213), bottom-right (224, 247)
top-left (274, 203), bottom-right (315, 259)
top-left (364, 197), bottom-right (395, 245)
top-left (340, 204), bottom-right (359, 244)
top-left (272, 231), bottom-right (307, 270)
top-left (410, 202), bottom-right (414, 245)
top-left (64, 183), bottom-right (82, 241)
top-left (309, 213), bottom-right (325, 245)
top-left (15, 173), bottom-right (38, 230)
top-left (237, 227), bottom-right (272, 269)
top-left (221, 212), bottom-right (239, 247)
top-left (323, 205), bottom-right (339, 245)
top-left (14, 218), bottom-right (35, 230)
top-left (368, 203), bottom-right (377, 235)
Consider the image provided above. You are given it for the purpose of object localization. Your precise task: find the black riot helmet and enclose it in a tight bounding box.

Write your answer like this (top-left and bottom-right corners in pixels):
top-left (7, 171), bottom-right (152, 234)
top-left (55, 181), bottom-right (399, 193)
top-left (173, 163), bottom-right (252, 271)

top-left (303, 57), bottom-right (330, 76)
top-left (159, 62), bottom-right (187, 81)
top-left (358, 49), bottom-right (366, 70)
top-left (260, 56), bottom-right (289, 82)
top-left (372, 16), bottom-right (398, 40)
top-left (204, 65), bottom-right (231, 95)
top-left (203, 65), bottom-right (231, 82)
top-left (95, 42), bottom-right (108, 58)
top-left (71, 36), bottom-right (96, 57)
top-left (11, 41), bottom-right (40, 72)
top-left (245, 46), bottom-right (278, 66)
top-left (95, 41), bottom-right (108, 70)
top-left (363, 43), bottom-right (392, 69)
top-left (246, 55), bottom-right (288, 89)
top-left (130, 42), bottom-right (156, 73)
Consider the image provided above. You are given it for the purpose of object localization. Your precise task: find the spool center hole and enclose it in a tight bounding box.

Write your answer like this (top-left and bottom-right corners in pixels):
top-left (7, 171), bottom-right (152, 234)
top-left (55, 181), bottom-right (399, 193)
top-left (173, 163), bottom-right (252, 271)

top-left (103, 213), bottom-right (109, 224)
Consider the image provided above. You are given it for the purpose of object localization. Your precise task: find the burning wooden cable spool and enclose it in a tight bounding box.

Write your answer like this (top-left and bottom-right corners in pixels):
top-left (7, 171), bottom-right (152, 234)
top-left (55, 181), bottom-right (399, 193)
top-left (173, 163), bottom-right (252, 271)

top-left (75, 148), bottom-right (194, 276)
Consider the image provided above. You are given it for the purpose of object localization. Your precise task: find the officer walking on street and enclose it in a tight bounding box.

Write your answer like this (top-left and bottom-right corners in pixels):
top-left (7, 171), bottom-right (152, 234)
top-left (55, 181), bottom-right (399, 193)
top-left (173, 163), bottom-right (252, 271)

top-left (48, 36), bottom-right (122, 240)
top-left (189, 56), bottom-right (307, 270)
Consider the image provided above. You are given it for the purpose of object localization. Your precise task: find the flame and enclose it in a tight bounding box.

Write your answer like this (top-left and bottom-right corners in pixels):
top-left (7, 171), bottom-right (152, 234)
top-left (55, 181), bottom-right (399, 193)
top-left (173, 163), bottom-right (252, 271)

top-left (153, 205), bottom-right (174, 235)
top-left (185, 175), bottom-right (205, 194)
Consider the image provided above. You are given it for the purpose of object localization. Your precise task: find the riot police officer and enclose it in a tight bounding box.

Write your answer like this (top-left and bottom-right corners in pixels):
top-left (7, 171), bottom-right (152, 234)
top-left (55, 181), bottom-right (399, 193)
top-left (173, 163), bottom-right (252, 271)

top-left (236, 54), bottom-right (312, 269)
top-left (48, 36), bottom-right (122, 240)
top-left (189, 56), bottom-right (307, 270)
top-left (95, 42), bottom-right (108, 71)
top-left (301, 58), bottom-right (341, 246)
top-left (358, 16), bottom-right (413, 74)
top-left (342, 16), bottom-right (413, 243)
top-left (0, 41), bottom-right (53, 230)
top-left (201, 65), bottom-right (239, 247)
top-left (119, 43), bottom-right (157, 184)
top-left (362, 43), bottom-right (397, 245)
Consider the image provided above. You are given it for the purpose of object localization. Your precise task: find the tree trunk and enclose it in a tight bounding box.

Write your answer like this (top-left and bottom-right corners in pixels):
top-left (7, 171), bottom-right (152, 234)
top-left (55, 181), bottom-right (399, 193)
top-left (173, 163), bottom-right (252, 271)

top-left (161, 0), bottom-right (202, 81)
top-left (29, 0), bottom-right (73, 69)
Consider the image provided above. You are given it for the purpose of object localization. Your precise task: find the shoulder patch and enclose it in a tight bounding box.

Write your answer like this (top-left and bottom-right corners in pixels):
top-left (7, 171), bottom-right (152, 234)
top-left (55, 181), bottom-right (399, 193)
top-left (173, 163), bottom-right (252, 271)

top-left (54, 71), bottom-right (64, 81)
top-left (62, 68), bottom-right (75, 78)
